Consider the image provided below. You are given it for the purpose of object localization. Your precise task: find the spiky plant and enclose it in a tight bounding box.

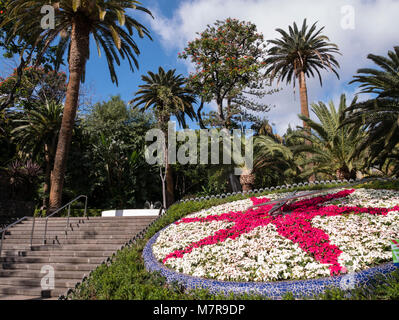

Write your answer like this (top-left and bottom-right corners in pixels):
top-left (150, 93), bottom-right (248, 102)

top-left (12, 100), bottom-right (63, 208)
top-left (289, 94), bottom-right (366, 180)
top-left (266, 19), bottom-right (341, 129)
top-left (342, 46), bottom-right (399, 174)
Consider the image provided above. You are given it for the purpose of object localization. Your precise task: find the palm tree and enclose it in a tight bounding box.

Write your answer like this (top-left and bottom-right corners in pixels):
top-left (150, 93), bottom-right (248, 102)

top-left (289, 94), bottom-right (366, 180)
top-left (11, 101), bottom-right (63, 208)
top-left (130, 67), bottom-right (196, 207)
top-left (2, 0), bottom-right (153, 210)
top-left (265, 19), bottom-right (341, 129)
top-left (342, 47), bottom-right (399, 173)
top-left (350, 46), bottom-right (399, 98)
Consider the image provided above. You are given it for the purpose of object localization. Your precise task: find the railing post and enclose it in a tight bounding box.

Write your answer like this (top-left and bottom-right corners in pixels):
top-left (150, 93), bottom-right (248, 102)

top-left (43, 218), bottom-right (48, 245)
top-left (65, 204), bottom-right (70, 239)
top-left (84, 196), bottom-right (88, 218)
top-left (30, 216), bottom-right (36, 249)
top-left (36, 195), bottom-right (87, 245)
top-left (0, 232), bottom-right (4, 258)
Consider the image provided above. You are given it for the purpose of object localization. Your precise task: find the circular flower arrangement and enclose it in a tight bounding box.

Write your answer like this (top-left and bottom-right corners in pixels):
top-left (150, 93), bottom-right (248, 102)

top-left (152, 188), bottom-right (399, 282)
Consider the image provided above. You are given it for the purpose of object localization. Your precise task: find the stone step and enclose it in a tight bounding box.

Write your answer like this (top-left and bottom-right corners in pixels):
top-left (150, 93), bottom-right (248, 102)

top-left (0, 284), bottom-right (64, 298)
top-left (0, 276), bottom-right (78, 289)
top-left (21, 217), bottom-right (157, 224)
top-left (1, 243), bottom-right (121, 251)
top-left (2, 262), bottom-right (98, 271)
top-left (1, 249), bottom-right (115, 258)
top-left (0, 269), bottom-right (86, 279)
top-left (17, 218), bottom-right (155, 225)
top-left (0, 256), bottom-right (106, 264)
top-left (2, 238), bottom-right (131, 245)
top-left (4, 233), bottom-right (135, 240)
top-left (13, 224), bottom-right (152, 232)
top-left (0, 215), bottom-right (155, 300)
top-left (8, 225), bottom-right (147, 232)
top-left (0, 294), bottom-right (57, 300)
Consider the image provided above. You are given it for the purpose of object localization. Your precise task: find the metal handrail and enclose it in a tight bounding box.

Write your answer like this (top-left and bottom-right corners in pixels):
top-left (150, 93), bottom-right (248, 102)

top-left (1, 195), bottom-right (88, 256)
top-left (38, 195), bottom-right (88, 245)
top-left (0, 216), bottom-right (29, 257)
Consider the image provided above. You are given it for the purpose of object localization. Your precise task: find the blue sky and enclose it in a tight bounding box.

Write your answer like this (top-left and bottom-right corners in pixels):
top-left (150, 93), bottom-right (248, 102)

top-left (2, 0), bottom-right (399, 134)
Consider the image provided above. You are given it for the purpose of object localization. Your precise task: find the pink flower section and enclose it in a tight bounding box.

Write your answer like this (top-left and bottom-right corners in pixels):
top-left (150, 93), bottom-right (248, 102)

top-left (162, 189), bottom-right (399, 276)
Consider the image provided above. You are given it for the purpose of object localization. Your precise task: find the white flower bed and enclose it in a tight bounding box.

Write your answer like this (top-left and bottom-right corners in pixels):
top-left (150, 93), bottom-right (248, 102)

top-left (153, 188), bottom-right (399, 282)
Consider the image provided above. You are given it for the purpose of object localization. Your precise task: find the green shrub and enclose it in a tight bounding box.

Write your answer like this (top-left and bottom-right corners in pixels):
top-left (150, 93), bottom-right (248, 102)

top-left (355, 179), bottom-right (399, 191)
top-left (315, 269), bottom-right (399, 300)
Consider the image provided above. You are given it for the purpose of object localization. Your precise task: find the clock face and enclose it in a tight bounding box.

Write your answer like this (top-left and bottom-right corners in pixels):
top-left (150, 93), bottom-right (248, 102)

top-left (154, 189), bottom-right (399, 281)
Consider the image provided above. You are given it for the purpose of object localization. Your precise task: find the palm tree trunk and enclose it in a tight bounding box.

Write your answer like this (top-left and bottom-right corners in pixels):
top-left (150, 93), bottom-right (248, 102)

top-left (49, 17), bottom-right (90, 211)
top-left (299, 70), bottom-right (315, 182)
top-left (43, 144), bottom-right (51, 210)
top-left (166, 162), bottom-right (174, 207)
top-left (299, 70), bottom-right (310, 127)
top-left (163, 125), bottom-right (174, 207)
top-left (240, 170), bottom-right (255, 192)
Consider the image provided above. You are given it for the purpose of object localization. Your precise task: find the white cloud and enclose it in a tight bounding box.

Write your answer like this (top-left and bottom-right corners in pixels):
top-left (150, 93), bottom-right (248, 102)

top-left (148, 0), bottom-right (399, 134)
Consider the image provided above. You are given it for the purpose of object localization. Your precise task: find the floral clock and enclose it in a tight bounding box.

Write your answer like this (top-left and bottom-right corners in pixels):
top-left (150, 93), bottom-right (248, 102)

top-left (144, 188), bottom-right (399, 298)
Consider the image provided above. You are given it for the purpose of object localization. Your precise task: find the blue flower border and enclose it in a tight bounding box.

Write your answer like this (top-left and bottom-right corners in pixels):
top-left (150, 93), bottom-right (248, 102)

top-left (143, 229), bottom-right (397, 299)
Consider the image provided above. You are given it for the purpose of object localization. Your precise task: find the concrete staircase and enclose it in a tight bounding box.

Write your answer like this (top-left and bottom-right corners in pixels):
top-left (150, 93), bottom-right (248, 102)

top-left (0, 216), bottom-right (157, 299)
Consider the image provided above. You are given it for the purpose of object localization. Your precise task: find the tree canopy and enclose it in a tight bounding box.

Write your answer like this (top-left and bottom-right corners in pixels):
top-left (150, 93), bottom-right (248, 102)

top-left (179, 18), bottom-right (273, 128)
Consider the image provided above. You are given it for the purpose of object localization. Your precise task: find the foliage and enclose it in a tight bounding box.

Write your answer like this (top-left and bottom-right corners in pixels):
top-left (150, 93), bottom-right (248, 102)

top-left (252, 135), bottom-right (296, 186)
top-left (342, 46), bottom-right (399, 174)
top-left (84, 95), bottom-right (130, 132)
top-left (356, 179), bottom-right (399, 191)
top-left (0, 0), bottom-right (67, 112)
top-left (0, 109), bottom-right (15, 163)
top-left (1, 0), bottom-right (153, 85)
top-left (265, 18), bottom-right (341, 137)
top-left (1, 159), bottom-right (42, 201)
top-left (131, 67), bottom-right (196, 129)
top-left (0, 67), bottom-right (67, 109)
top-left (1, 0), bottom-right (154, 210)
top-left (11, 100), bottom-right (63, 160)
top-left (254, 135), bottom-right (293, 172)
top-left (315, 269), bottom-right (399, 300)
top-left (350, 46), bottom-right (399, 98)
top-left (289, 94), bottom-right (366, 180)
top-left (64, 96), bottom-right (160, 209)
top-left (179, 18), bottom-right (273, 128)
top-left (173, 163), bottom-right (226, 199)
top-left (0, 66), bottom-right (66, 179)
top-left (0, 0), bottom-right (62, 67)
top-left (266, 19), bottom-right (340, 88)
